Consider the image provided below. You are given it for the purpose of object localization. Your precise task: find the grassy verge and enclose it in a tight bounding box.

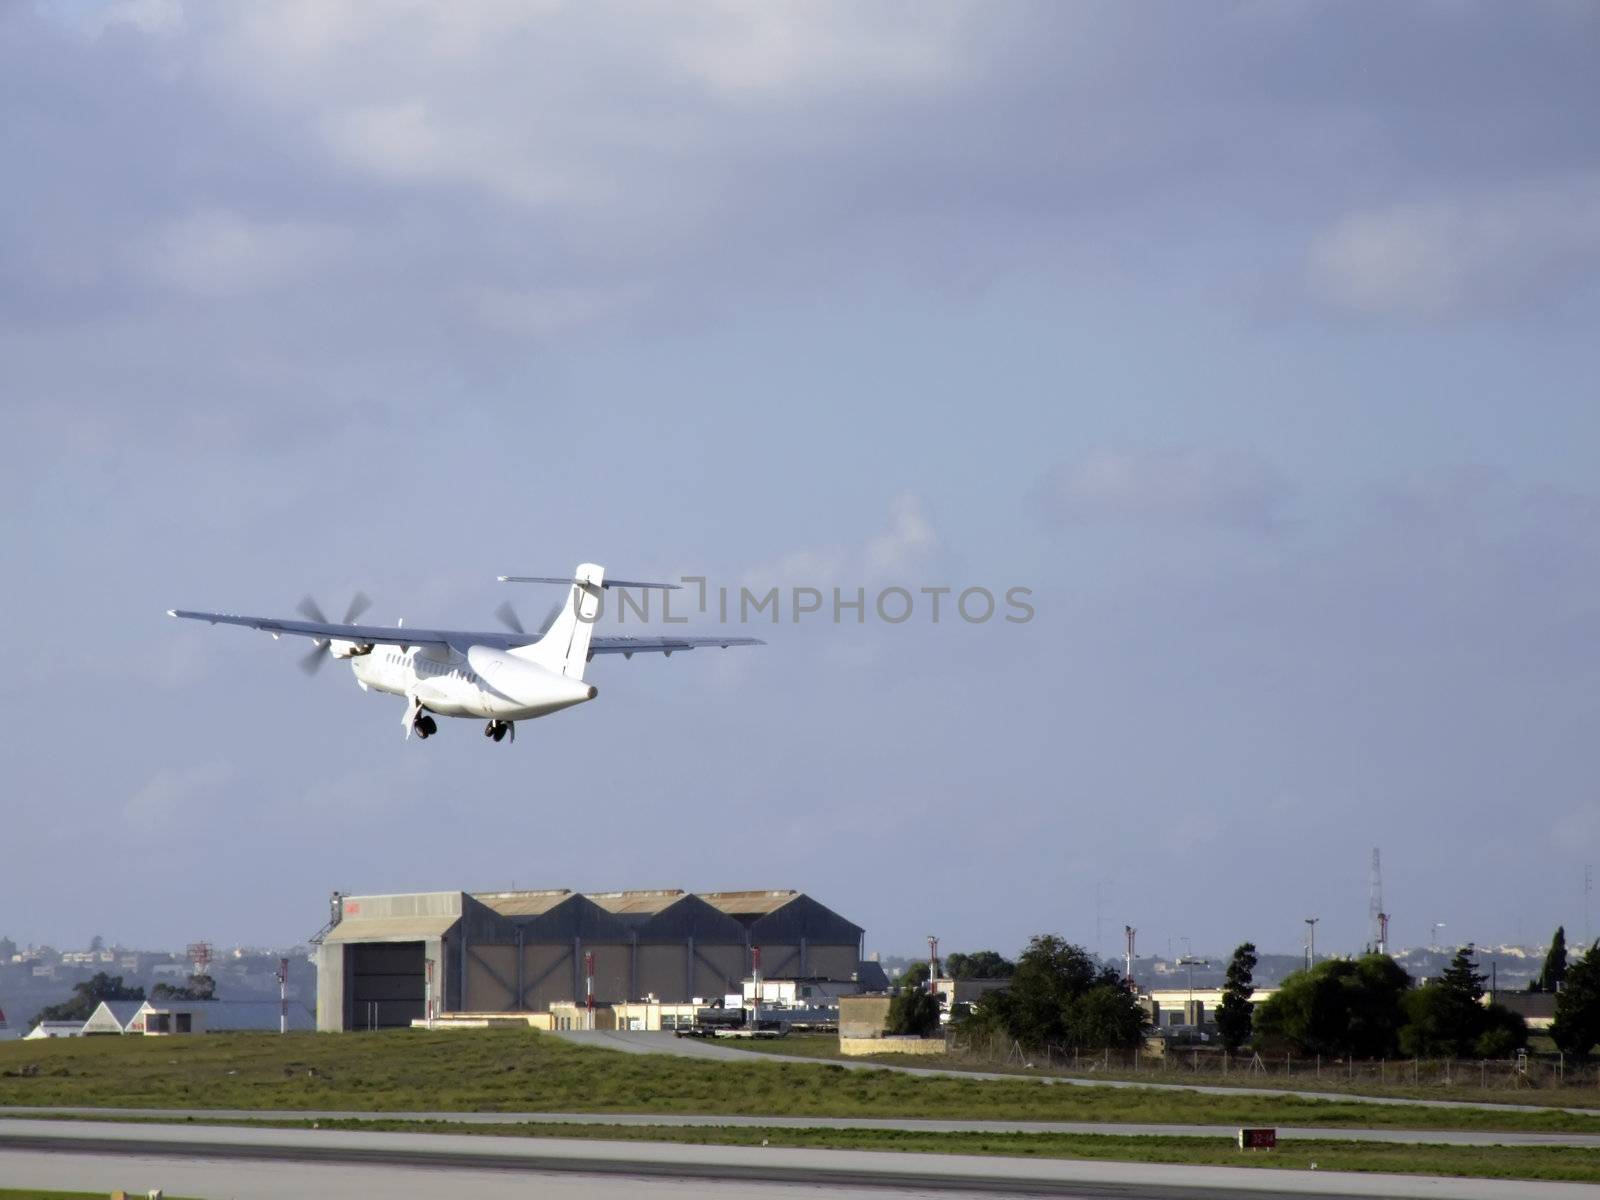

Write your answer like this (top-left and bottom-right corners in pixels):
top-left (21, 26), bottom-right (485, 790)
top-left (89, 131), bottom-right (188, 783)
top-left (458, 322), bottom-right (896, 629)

top-left (731, 1035), bottom-right (1600, 1110)
top-left (174, 1118), bottom-right (1600, 1184)
top-left (3, 1030), bottom-right (1598, 1133)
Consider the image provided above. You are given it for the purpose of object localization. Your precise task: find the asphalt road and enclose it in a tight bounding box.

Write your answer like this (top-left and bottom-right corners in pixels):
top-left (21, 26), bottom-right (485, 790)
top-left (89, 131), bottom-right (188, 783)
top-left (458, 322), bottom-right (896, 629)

top-left (5, 1104), bottom-right (1599, 1148)
top-left (4, 1118), bottom-right (1596, 1200)
top-left (551, 1030), bottom-right (1600, 1118)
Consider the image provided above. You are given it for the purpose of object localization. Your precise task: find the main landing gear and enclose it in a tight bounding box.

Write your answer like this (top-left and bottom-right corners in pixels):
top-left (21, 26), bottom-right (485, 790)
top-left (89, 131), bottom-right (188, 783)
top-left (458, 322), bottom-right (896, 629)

top-left (414, 713), bottom-right (438, 739)
top-left (484, 719), bottom-right (515, 744)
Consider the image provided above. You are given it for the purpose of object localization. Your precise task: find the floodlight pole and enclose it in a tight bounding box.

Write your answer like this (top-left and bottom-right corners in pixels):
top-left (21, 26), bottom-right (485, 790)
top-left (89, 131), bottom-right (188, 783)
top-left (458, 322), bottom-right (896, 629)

top-left (276, 958), bottom-right (289, 1034)
top-left (1304, 918), bottom-right (1319, 970)
top-left (584, 951), bottom-right (595, 1030)
top-left (751, 945), bottom-right (762, 1029)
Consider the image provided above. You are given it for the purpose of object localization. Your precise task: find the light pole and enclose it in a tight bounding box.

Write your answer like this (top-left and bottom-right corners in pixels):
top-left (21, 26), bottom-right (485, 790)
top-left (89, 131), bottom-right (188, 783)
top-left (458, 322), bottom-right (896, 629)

top-left (1304, 917), bottom-right (1319, 970)
top-left (1178, 956), bottom-right (1208, 1026)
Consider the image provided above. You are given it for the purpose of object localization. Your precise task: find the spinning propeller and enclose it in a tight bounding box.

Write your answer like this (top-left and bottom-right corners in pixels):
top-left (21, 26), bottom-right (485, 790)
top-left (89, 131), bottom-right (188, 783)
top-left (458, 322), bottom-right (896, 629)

top-left (494, 598), bottom-right (564, 641)
top-left (296, 591), bottom-right (372, 675)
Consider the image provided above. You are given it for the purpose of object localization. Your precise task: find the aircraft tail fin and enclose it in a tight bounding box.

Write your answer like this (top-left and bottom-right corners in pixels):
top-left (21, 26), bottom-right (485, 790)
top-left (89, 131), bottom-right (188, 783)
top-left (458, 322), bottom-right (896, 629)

top-left (505, 563), bottom-right (605, 679)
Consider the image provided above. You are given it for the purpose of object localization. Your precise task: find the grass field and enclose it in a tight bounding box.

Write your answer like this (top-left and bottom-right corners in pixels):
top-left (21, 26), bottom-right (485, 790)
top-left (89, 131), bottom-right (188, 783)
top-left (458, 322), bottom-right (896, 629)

top-left (4, 1030), bottom-right (1600, 1133)
top-left (730, 1034), bottom-right (1600, 1110)
top-left (275, 1118), bottom-right (1600, 1184)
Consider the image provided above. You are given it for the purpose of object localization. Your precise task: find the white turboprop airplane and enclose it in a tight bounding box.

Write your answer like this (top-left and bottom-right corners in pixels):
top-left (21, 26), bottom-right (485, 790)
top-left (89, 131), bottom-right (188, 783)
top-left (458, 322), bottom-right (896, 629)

top-left (170, 563), bottom-right (762, 743)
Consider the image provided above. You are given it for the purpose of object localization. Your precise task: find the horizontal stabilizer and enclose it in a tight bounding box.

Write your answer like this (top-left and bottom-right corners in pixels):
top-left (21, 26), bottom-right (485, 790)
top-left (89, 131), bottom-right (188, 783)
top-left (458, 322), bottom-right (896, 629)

top-left (499, 575), bottom-right (680, 590)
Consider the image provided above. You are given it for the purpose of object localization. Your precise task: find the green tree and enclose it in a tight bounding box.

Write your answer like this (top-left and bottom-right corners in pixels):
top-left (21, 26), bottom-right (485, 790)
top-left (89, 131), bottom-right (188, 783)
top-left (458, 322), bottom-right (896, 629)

top-left (1254, 954), bottom-right (1411, 1057)
top-left (1535, 927), bottom-right (1568, 993)
top-left (1440, 946), bottom-right (1486, 1001)
top-left (897, 961), bottom-right (931, 990)
top-left (952, 934), bottom-right (1145, 1050)
top-left (32, 972), bottom-right (145, 1026)
top-left (1402, 948), bottom-right (1525, 1057)
top-left (1399, 984), bottom-right (1477, 1056)
top-left (1063, 982), bottom-right (1148, 1049)
top-left (886, 986), bottom-right (942, 1037)
top-left (1474, 1002), bottom-right (1529, 1058)
top-left (0, 936), bottom-right (16, 962)
top-left (151, 973), bottom-right (216, 1002)
top-left (945, 950), bottom-right (1015, 980)
top-left (1551, 940), bottom-right (1600, 1059)
top-left (996, 934), bottom-right (1100, 1047)
top-left (1214, 942), bottom-right (1257, 1052)
top-left (89, 934), bottom-right (105, 953)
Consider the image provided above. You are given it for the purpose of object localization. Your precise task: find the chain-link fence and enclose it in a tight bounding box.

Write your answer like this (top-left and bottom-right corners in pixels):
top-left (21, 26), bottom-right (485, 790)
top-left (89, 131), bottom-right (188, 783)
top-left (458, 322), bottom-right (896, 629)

top-left (944, 1032), bottom-right (1600, 1093)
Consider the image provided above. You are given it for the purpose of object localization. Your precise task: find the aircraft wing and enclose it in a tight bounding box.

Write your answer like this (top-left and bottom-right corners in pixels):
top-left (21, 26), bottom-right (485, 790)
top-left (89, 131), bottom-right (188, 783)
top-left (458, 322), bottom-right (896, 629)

top-left (166, 609), bottom-right (519, 652)
top-left (168, 610), bottom-right (762, 659)
top-left (589, 635), bottom-right (765, 658)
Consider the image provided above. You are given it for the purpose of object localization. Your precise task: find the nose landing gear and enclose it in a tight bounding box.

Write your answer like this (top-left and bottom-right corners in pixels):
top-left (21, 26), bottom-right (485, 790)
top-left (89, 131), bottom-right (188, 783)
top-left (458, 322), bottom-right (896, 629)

top-left (484, 719), bottom-right (515, 744)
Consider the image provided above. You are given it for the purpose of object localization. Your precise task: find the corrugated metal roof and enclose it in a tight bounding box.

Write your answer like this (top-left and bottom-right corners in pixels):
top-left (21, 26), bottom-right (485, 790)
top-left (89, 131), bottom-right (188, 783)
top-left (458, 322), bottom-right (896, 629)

top-left (700, 890), bottom-right (801, 917)
top-left (473, 890), bottom-right (574, 917)
top-left (587, 890), bottom-right (687, 915)
top-left (322, 914), bottom-right (458, 942)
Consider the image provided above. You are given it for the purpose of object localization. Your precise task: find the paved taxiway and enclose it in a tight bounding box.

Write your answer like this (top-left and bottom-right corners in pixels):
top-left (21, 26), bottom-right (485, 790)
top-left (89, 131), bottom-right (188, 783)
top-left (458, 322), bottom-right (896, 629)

top-left (552, 1029), bottom-right (1600, 1119)
top-left (5, 1118), bottom-right (1598, 1199)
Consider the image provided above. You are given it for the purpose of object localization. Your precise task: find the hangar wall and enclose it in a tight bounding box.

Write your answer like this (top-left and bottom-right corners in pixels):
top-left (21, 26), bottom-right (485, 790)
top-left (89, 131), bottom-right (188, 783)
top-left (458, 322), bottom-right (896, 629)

top-left (318, 888), bottom-right (865, 1031)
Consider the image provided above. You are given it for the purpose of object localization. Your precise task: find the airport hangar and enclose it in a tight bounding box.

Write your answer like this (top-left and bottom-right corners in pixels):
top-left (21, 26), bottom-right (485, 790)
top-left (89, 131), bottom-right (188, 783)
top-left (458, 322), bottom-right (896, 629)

top-left (316, 888), bottom-right (866, 1031)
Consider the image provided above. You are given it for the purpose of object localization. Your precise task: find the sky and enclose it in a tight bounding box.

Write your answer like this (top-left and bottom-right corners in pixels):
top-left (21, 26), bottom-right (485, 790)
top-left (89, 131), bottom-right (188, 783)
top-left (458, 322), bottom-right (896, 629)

top-left (3, 0), bottom-right (1599, 964)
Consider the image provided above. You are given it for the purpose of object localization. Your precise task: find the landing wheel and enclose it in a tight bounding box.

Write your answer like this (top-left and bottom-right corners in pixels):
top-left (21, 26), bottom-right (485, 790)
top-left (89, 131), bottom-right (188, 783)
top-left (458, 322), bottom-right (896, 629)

top-left (486, 720), bottom-right (513, 743)
top-left (416, 714), bottom-right (438, 738)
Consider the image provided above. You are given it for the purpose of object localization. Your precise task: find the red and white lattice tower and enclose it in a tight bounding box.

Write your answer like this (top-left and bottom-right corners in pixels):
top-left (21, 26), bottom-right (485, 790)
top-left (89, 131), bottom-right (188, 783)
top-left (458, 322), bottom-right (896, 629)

top-left (186, 942), bottom-right (213, 978)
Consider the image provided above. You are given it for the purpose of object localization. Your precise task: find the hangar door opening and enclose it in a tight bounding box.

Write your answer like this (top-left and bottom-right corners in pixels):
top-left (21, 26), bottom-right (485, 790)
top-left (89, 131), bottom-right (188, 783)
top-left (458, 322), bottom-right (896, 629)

top-left (350, 941), bottom-right (425, 1029)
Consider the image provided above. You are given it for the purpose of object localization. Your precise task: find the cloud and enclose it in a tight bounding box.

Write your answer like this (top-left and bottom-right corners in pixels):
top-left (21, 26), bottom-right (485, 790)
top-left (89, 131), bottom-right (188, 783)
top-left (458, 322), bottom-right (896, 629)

top-left (1306, 175), bottom-right (1600, 318)
top-left (667, 2), bottom-right (973, 95)
top-left (133, 208), bottom-right (342, 297)
top-left (1032, 449), bottom-right (1293, 534)
top-left (465, 282), bottom-right (648, 335)
top-left (93, 0), bottom-right (185, 37)
top-left (746, 492), bottom-right (941, 593)
top-left (124, 763), bottom-right (236, 830)
top-left (863, 492), bottom-right (940, 577)
top-left (319, 101), bottom-right (603, 210)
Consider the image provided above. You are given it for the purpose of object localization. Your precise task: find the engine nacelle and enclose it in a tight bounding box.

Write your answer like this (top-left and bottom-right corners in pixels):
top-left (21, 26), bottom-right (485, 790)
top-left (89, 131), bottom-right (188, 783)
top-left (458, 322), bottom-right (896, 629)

top-left (329, 639), bottom-right (374, 659)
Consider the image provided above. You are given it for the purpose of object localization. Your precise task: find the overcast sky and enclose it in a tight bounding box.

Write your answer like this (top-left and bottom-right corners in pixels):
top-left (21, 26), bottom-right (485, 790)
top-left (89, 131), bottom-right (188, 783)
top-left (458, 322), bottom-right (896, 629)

top-left (4, 1), bottom-right (1599, 964)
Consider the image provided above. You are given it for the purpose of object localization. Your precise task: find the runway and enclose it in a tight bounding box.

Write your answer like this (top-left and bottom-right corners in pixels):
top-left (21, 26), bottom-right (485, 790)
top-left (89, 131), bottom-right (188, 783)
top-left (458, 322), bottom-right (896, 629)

top-left (4, 1118), bottom-right (1596, 1199)
top-left (5, 1104), bottom-right (1599, 1147)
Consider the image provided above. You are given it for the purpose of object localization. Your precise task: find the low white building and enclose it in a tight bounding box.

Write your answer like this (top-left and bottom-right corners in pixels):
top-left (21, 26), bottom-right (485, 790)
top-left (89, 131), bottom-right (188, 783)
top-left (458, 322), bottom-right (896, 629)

top-left (83, 1000), bottom-right (148, 1035)
top-left (24, 1021), bottom-right (85, 1039)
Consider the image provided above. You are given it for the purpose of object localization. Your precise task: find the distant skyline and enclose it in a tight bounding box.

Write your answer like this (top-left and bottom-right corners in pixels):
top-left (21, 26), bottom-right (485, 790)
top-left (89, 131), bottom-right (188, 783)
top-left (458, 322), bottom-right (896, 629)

top-left (4, 2), bottom-right (1598, 960)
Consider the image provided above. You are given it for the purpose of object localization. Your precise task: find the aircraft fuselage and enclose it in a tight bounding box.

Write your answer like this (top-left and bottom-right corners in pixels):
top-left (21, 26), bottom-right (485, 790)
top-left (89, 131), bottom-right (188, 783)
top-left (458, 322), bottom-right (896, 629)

top-left (350, 644), bottom-right (596, 722)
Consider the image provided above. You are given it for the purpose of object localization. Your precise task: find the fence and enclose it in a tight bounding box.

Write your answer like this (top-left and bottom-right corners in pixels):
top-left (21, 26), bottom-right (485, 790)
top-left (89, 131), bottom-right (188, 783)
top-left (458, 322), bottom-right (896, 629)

top-left (944, 1032), bottom-right (1600, 1093)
